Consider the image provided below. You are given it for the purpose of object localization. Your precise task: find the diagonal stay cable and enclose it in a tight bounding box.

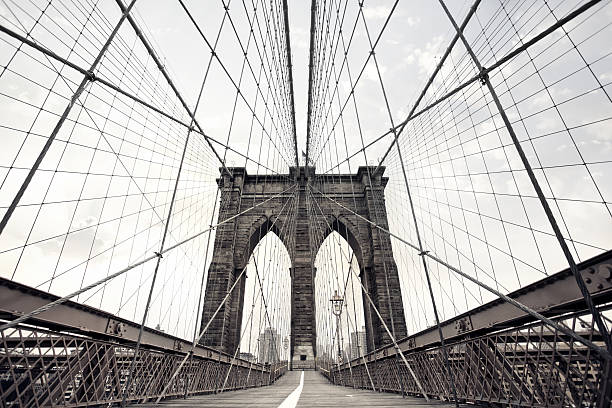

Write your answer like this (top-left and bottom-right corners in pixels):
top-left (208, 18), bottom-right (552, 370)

top-left (114, 0), bottom-right (233, 177)
top-left (306, 184), bottom-right (429, 400)
top-left (219, 251), bottom-right (286, 392)
top-left (119, 3), bottom-right (249, 396)
top-left (308, 0), bottom-right (400, 166)
top-left (0, 0), bottom-right (139, 237)
top-left (155, 185), bottom-right (297, 402)
top-left (357, 4), bottom-right (459, 402)
top-left (0, 184), bottom-right (296, 332)
top-left (371, 0), bottom-right (482, 174)
top-left (374, 0), bottom-right (603, 174)
top-left (435, 0), bottom-right (612, 354)
top-left (310, 185), bottom-right (612, 360)
top-left (0, 23), bottom-right (286, 178)
top-left (175, 0), bottom-right (294, 169)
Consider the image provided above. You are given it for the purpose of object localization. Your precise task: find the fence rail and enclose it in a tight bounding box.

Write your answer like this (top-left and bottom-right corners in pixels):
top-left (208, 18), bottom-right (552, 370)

top-left (320, 251), bottom-right (612, 407)
top-left (0, 325), bottom-right (286, 407)
top-left (0, 278), bottom-right (287, 407)
top-left (322, 305), bottom-right (611, 407)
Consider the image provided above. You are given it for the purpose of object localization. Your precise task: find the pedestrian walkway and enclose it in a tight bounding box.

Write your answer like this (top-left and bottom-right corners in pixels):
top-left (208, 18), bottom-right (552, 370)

top-left (140, 370), bottom-right (456, 407)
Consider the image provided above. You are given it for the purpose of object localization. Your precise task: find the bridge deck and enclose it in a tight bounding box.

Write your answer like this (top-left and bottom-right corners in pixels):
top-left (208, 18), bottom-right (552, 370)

top-left (140, 370), bottom-right (455, 407)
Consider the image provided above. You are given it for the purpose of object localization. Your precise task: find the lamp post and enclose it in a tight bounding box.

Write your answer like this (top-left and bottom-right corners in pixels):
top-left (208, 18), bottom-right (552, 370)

top-left (283, 336), bottom-right (289, 361)
top-left (330, 290), bottom-right (343, 363)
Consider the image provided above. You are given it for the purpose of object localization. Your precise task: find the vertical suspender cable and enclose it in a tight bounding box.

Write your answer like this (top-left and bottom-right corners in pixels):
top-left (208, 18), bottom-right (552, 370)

top-left (305, 0), bottom-right (318, 167)
top-left (121, 127), bottom-right (192, 407)
top-left (282, 0), bottom-right (299, 168)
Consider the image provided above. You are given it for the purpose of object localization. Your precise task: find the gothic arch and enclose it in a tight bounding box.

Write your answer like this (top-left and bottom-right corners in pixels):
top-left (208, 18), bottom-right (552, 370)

top-left (312, 215), bottom-right (366, 272)
top-left (234, 215), bottom-right (294, 271)
top-left (201, 166), bottom-right (406, 368)
top-left (311, 214), bottom-right (383, 353)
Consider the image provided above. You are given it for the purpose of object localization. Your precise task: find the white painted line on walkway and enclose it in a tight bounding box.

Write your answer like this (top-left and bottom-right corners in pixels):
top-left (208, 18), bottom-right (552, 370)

top-left (278, 371), bottom-right (304, 408)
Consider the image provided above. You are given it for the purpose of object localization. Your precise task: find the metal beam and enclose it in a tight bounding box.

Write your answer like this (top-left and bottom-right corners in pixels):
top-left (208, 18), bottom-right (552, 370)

top-left (0, 277), bottom-right (265, 370)
top-left (341, 249), bottom-right (612, 368)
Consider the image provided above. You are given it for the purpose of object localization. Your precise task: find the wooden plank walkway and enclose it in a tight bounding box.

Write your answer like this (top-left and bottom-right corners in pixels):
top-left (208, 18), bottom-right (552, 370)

top-left (139, 371), bottom-right (456, 407)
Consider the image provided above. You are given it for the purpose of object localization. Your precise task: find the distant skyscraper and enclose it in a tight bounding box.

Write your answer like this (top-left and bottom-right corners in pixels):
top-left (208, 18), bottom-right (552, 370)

top-left (239, 352), bottom-right (255, 362)
top-left (349, 326), bottom-right (366, 360)
top-left (258, 327), bottom-right (280, 363)
top-left (340, 349), bottom-right (348, 363)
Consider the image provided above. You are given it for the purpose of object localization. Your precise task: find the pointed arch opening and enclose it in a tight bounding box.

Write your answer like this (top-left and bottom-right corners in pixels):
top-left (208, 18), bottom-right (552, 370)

top-left (313, 222), bottom-right (368, 366)
top-left (236, 226), bottom-right (292, 364)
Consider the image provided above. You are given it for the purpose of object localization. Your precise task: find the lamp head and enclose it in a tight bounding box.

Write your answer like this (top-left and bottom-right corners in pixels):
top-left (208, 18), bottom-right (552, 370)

top-left (330, 290), bottom-right (343, 316)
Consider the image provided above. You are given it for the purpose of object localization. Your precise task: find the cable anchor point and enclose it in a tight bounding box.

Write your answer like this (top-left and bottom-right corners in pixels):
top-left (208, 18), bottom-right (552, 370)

top-left (479, 69), bottom-right (489, 85)
top-left (154, 251), bottom-right (163, 259)
top-left (418, 250), bottom-right (430, 257)
top-left (86, 70), bottom-right (96, 82)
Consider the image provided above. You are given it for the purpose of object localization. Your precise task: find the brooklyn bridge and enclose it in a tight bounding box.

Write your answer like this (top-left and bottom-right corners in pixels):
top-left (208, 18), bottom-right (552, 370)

top-left (0, 0), bottom-right (611, 406)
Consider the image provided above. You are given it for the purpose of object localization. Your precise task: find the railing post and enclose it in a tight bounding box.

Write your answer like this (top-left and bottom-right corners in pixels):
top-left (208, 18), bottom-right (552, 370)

top-left (599, 356), bottom-right (612, 407)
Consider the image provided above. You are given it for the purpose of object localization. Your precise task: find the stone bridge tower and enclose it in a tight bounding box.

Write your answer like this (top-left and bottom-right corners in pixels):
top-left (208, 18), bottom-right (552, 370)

top-left (200, 166), bottom-right (406, 369)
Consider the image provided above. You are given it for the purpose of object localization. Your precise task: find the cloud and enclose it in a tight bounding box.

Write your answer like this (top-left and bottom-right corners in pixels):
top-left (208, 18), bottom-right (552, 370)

top-left (408, 35), bottom-right (445, 74)
top-left (405, 16), bottom-right (421, 27)
top-left (403, 53), bottom-right (415, 65)
top-left (363, 5), bottom-right (392, 20)
top-left (364, 6), bottom-right (419, 27)
top-left (363, 62), bottom-right (387, 82)
top-left (290, 26), bottom-right (310, 50)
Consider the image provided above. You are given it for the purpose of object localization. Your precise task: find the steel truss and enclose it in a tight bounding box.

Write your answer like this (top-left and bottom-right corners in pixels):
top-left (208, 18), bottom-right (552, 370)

top-left (322, 251), bottom-right (612, 407)
top-left (0, 279), bottom-right (286, 407)
top-left (325, 308), bottom-right (609, 406)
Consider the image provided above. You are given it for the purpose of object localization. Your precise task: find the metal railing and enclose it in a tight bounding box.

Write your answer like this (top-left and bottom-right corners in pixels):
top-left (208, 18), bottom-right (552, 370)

top-left (0, 324), bottom-right (286, 407)
top-left (0, 277), bottom-right (287, 407)
top-left (320, 251), bottom-right (612, 407)
top-left (322, 305), bottom-right (611, 407)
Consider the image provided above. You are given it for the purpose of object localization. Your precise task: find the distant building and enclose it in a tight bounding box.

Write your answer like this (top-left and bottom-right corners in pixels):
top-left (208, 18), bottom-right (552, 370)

top-left (318, 349), bottom-right (332, 365)
top-left (258, 327), bottom-right (280, 363)
top-left (344, 346), bottom-right (352, 361)
top-left (349, 327), bottom-right (367, 360)
top-left (239, 352), bottom-right (255, 362)
top-left (340, 349), bottom-right (348, 363)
